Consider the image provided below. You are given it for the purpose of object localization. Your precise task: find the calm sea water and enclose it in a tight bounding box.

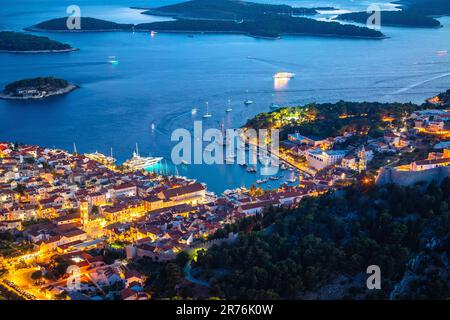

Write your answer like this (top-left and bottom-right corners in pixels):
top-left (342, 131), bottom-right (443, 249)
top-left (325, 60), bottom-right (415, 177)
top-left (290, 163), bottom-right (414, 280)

top-left (1, 0), bottom-right (450, 193)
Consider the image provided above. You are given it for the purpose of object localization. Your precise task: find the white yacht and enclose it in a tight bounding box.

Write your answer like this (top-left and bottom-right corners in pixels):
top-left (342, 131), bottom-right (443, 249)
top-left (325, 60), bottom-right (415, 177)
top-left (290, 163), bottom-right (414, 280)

top-left (273, 72), bottom-right (296, 79)
top-left (123, 144), bottom-right (163, 171)
top-left (85, 150), bottom-right (116, 166)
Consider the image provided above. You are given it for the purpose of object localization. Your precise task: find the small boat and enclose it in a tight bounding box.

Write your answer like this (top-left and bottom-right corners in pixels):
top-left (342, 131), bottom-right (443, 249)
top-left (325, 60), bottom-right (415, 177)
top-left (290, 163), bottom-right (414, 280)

top-left (256, 179), bottom-right (268, 184)
top-left (191, 108), bottom-right (198, 115)
top-left (244, 100), bottom-right (253, 106)
top-left (246, 167), bottom-right (257, 173)
top-left (150, 123), bottom-right (156, 131)
top-left (226, 98), bottom-right (233, 112)
top-left (287, 171), bottom-right (297, 183)
top-left (108, 56), bottom-right (119, 65)
top-left (181, 160), bottom-right (189, 165)
top-left (269, 176), bottom-right (280, 181)
top-left (436, 50), bottom-right (448, 55)
top-left (270, 103), bottom-right (280, 110)
top-left (150, 31), bottom-right (158, 37)
top-left (203, 102), bottom-right (212, 118)
top-left (273, 72), bottom-right (296, 79)
top-left (281, 163), bottom-right (287, 170)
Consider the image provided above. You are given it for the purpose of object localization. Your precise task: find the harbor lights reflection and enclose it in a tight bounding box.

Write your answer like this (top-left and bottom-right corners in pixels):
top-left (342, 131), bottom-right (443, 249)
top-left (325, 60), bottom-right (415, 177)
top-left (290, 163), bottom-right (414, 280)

top-left (274, 77), bottom-right (290, 90)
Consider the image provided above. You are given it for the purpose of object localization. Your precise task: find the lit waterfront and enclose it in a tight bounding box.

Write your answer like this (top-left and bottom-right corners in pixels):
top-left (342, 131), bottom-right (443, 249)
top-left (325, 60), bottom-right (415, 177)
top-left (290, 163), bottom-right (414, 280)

top-left (1, 1), bottom-right (450, 194)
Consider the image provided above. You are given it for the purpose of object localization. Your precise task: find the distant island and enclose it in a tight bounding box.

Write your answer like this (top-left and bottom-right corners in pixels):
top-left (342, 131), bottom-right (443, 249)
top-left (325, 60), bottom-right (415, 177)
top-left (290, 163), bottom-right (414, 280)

top-left (337, 10), bottom-right (442, 28)
top-left (0, 31), bottom-right (76, 53)
top-left (399, 0), bottom-right (450, 16)
top-left (137, 0), bottom-right (327, 20)
top-left (0, 77), bottom-right (77, 100)
top-left (26, 17), bottom-right (134, 32)
top-left (135, 15), bottom-right (385, 39)
top-left (29, 9), bottom-right (385, 40)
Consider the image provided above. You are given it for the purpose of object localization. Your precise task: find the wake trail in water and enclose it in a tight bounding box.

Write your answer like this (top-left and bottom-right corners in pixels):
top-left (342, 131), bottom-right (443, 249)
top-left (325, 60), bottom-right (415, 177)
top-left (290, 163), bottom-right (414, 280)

top-left (247, 56), bottom-right (303, 69)
top-left (392, 72), bottom-right (450, 95)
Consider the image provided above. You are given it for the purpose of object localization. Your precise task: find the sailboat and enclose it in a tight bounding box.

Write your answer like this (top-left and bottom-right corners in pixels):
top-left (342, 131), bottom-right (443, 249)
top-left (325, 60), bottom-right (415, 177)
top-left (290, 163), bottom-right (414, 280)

top-left (203, 102), bottom-right (212, 118)
top-left (226, 98), bottom-right (233, 112)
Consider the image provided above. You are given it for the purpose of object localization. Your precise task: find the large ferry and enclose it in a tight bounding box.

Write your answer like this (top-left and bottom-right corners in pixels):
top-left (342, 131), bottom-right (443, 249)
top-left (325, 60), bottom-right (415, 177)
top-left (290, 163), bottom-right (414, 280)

top-left (123, 144), bottom-right (163, 171)
top-left (273, 72), bottom-right (296, 79)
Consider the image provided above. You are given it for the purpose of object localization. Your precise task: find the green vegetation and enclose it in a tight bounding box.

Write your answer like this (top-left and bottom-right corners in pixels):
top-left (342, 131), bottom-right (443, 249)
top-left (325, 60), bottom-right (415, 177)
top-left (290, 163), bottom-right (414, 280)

top-left (245, 101), bottom-right (419, 139)
top-left (141, 0), bottom-right (320, 20)
top-left (338, 10), bottom-right (442, 28)
top-left (31, 2), bottom-right (384, 39)
top-left (435, 89), bottom-right (450, 105)
top-left (192, 181), bottom-right (450, 299)
top-left (31, 17), bottom-right (134, 31)
top-left (136, 15), bottom-right (384, 39)
top-left (4, 77), bottom-right (70, 95)
top-left (0, 31), bottom-right (72, 52)
top-left (0, 239), bottom-right (34, 259)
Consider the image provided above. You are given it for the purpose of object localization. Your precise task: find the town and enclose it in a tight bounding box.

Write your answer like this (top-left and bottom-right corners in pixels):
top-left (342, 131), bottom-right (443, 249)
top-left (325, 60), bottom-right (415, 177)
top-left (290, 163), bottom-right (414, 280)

top-left (1, 91), bottom-right (450, 300)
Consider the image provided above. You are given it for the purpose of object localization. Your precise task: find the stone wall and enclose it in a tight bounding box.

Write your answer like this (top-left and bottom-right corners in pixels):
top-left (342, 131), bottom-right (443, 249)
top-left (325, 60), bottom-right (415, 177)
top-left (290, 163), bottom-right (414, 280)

top-left (376, 166), bottom-right (450, 186)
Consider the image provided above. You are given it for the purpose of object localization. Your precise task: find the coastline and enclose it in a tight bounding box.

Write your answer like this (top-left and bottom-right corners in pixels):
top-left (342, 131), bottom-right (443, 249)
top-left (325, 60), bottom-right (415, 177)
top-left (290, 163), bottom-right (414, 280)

top-left (24, 26), bottom-right (132, 33)
top-left (26, 27), bottom-right (386, 40)
top-left (0, 84), bottom-right (78, 100)
top-left (0, 48), bottom-right (78, 54)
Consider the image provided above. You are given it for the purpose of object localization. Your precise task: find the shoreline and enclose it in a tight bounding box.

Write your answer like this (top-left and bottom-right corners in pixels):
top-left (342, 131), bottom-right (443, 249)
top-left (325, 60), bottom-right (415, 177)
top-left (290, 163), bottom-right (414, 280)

top-left (0, 48), bottom-right (78, 54)
top-left (25, 27), bottom-right (386, 40)
top-left (0, 84), bottom-right (78, 100)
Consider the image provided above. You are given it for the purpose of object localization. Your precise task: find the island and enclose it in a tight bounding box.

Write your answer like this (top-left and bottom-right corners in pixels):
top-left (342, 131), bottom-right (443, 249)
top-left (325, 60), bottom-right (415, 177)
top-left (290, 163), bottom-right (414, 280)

top-left (138, 0), bottom-right (324, 20)
top-left (0, 77), bottom-right (78, 100)
top-left (399, 0), bottom-right (450, 16)
top-left (29, 5), bottom-right (385, 40)
top-left (25, 17), bottom-right (134, 32)
top-left (337, 10), bottom-right (442, 28)
top-left (0, 31), bottom-right (76, 53)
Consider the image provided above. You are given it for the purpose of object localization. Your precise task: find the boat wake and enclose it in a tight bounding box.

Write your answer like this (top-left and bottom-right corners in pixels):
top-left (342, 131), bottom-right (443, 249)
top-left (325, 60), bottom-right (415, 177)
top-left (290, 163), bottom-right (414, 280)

top-left (392, 72), bottom-right (450, 95)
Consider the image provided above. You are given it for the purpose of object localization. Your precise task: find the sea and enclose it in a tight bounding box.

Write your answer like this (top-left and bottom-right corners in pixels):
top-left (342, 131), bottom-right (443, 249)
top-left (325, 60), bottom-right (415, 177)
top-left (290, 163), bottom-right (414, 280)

top-left (1, 0), bottom-right (450, 194)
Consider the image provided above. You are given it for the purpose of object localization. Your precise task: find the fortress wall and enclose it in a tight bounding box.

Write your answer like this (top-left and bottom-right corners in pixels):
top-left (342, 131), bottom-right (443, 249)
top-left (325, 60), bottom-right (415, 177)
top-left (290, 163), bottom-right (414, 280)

top-left (376, 166), bottom-right (450, 186)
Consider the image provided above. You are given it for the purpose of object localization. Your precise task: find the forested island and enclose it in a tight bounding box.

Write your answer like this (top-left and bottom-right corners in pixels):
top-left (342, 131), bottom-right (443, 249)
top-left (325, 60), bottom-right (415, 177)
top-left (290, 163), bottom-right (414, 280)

top-left (138, 0), bottom-right (327, 20)
top-left (30, 16), bottom-right (385, 40)
top-left (26, 17), bottom-right (134, 32)
top-left (399, 0), bottom-right (450, 16)
top-left (29, 0), bottom-right (385, 39)
top-left (337, 10), bottom-right (442, 28)
top-left (0, 31), bottom-right (75, 53)
top-left (0, 77), bottom-right (77, 100)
